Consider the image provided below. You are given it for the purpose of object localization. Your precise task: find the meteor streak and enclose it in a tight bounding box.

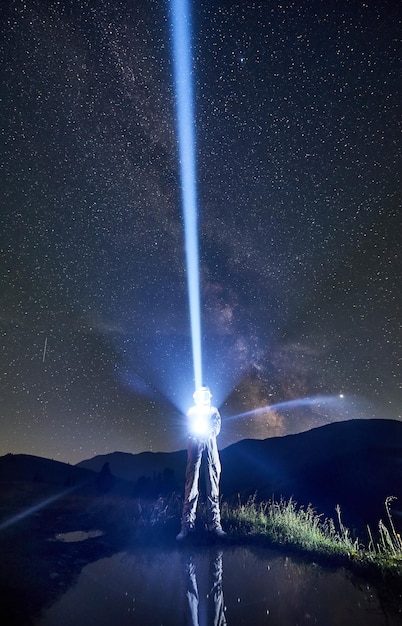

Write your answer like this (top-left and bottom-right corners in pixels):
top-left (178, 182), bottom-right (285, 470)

top-left (42, 336), bottom-right (48, 363)
top-left (170, 0), bottom-right (202, 390)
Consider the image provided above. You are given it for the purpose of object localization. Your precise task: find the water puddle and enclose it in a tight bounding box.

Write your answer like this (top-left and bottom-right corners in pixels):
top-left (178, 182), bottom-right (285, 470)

top-left (55, 530), bottom-right (104, 543)
top-left (36, 545), bottom-right (402, 625)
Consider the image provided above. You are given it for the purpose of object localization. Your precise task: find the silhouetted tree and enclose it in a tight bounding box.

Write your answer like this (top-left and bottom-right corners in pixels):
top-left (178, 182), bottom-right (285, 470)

top-left (96, 462), bottom-right (115, 495)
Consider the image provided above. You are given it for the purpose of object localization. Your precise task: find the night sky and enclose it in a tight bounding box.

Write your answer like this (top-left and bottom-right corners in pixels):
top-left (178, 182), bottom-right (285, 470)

top-left (1, 0), bottom-right (401, 464)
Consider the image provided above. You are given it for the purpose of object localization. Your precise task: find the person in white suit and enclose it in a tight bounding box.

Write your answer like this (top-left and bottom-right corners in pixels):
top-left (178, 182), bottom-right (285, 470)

top-left (177, 386), bottom-right (226, 540)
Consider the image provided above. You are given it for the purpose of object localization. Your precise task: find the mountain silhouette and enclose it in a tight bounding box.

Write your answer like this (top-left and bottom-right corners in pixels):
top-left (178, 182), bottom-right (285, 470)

top-left (0, 453), bottom-right (96, 486)
top-left (0, 452), bottom-right (135, 497)
top-left (78, 419), bottom-right (402, 531)
top-left (77, 449), bottom-right (186, 486)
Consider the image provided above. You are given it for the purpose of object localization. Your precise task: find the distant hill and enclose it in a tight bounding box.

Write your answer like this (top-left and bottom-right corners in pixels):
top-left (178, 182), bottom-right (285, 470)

top-left (1, 419), bottom-right (400, 532)
top-left (0, 453), bottom-right (96, 486)
top-left (77, 449), bottom-right (187, 485)
top-left (220, 418), bottom-right (402, 530)
top-left (0, 453), bottom-right (133, 497)
top-left (78, 419), bottom-right (402, 530)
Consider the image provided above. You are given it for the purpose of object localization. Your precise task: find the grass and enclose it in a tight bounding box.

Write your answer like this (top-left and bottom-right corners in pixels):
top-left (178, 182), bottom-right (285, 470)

top-left (32, 486), bottom-right (401, 576)
top-left (74, 489), bottom-right (402, 577)
top-left (1, 481), bottom-right (401, 580)
top-left (365, 496), bottom-right (402, 569)
top-left (220, 495), bottom-right (402, 575)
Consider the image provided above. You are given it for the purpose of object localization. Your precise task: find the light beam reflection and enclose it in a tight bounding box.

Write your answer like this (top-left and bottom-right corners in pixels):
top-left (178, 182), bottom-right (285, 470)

top-left (170, 0), bottom-right (202, 390)
top-left (0, 485), bottom-right (81, 532)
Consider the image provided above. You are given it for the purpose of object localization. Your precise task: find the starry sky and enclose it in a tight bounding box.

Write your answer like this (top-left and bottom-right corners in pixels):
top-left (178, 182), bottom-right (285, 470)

top-left (1, 0), bottom-right (401, 464)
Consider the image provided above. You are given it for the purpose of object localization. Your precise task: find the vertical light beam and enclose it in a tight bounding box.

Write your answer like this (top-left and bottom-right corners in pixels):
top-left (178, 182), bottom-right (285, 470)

top-left (170, 0), bottom-right (202, 389)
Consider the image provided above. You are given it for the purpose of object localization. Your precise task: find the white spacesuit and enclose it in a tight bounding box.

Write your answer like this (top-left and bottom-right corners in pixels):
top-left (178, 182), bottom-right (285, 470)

top-left (177, 386), bottom-right (226, 540)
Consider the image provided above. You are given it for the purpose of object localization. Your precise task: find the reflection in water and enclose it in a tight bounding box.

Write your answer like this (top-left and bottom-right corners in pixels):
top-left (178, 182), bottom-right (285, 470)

top-left (55, 530), bottom-right (104, 543)
top-left (36, 546), bottom-right (402, 625)
top-left (185, 549), bottom-right (226, 626)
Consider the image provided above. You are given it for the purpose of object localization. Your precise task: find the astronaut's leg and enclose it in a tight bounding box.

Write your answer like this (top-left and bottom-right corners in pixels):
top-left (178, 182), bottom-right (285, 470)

top-left (205, 437), bottom-right (225, 533)
top-left (180, 440), bottom-right (204, 532)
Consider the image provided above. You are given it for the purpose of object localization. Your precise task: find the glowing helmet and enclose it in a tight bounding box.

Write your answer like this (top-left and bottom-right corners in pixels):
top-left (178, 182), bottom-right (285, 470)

top-left (193, 386), bottom-right (212, 406)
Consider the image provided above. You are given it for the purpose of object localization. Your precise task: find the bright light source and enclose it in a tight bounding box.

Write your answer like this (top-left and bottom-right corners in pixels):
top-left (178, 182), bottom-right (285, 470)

top-left (188, 405), bottom-right (211, 438)
top-left (191, 415), bottom-right (210, 437)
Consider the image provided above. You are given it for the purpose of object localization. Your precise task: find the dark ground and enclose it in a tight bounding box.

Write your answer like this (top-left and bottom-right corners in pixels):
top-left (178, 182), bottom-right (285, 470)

top-left (1, 478), bottom-right (402, 625)
top-left (1, 420), bottom-right (402, 626)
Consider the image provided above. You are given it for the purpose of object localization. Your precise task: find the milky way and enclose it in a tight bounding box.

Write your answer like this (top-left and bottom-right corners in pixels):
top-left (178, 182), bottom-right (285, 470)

top-left (0, 0), bottom-right (400, 463)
